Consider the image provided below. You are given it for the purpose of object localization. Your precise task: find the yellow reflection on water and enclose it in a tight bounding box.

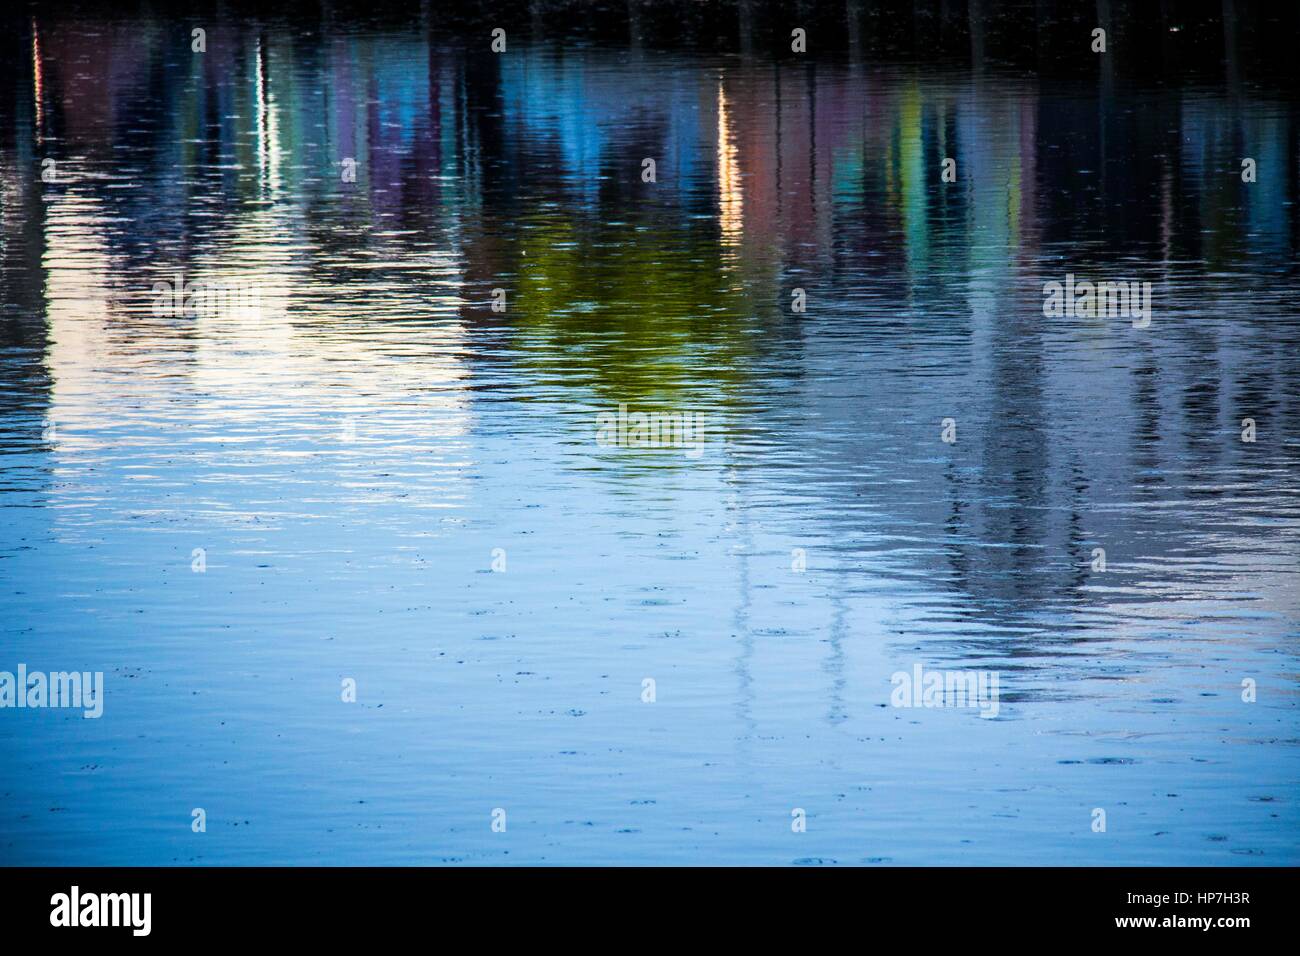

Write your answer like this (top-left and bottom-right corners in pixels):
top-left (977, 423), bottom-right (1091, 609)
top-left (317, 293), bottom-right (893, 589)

top-left (717, 82), bottom-right (743, 248)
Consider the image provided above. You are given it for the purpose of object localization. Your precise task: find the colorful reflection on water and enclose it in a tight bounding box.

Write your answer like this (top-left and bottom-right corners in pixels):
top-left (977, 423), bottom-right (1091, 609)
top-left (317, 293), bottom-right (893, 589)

top-left (0, 6), bottom-right (1297, 864)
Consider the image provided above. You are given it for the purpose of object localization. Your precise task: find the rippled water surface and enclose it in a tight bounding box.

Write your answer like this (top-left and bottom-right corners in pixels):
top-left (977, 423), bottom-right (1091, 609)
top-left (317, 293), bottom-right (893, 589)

top-left (1, 8), bottom-right (1298, 865)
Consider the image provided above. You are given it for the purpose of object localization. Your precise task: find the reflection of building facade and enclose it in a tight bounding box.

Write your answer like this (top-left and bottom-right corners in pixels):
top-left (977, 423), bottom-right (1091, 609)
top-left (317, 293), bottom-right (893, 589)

top-left (5, 9), bottom-right (1297, 631)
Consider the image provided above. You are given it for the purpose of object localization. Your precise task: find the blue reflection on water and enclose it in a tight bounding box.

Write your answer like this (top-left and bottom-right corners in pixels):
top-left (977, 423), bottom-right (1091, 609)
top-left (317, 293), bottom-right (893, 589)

top-left (0, 10), bottom-right (1297, 865)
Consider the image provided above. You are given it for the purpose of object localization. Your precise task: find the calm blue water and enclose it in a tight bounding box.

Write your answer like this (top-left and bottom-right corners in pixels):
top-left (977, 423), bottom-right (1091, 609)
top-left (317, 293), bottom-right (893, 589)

top-left (1, 8), bottom-right (1298, 865)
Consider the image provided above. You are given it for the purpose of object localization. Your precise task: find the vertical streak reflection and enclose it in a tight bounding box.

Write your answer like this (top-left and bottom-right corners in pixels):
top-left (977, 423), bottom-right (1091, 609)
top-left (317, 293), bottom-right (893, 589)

top-left (717, 82), bottom-right (743, 248)
top-left (31, 19), bottom-right (44, 144)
